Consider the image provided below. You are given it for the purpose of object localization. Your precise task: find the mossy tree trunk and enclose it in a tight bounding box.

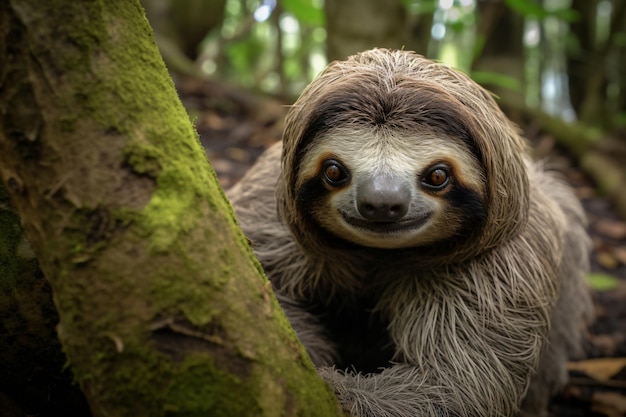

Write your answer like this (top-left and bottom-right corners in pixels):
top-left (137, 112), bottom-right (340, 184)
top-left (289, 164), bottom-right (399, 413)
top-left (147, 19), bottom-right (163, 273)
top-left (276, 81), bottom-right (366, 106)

top-left (0, 1), bottom-right (342, 416)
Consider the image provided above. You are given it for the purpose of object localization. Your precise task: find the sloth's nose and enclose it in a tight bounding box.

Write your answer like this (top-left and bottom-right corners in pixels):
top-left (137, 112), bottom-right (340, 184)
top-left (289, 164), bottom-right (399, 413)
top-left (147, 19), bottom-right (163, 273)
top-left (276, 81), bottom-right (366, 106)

top-left (357, 176), bottom-right (410, 222)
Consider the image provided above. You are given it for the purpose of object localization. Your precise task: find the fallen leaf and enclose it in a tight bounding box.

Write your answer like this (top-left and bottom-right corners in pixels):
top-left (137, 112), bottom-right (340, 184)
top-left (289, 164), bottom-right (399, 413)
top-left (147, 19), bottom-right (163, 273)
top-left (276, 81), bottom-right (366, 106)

top-left (594, 219), bottom-right (626, 240)
top-left (210, 158), bottom-right (235, 174)
top-left (592, 392), bottom-right (626, 417)
top-left (613, 247), bottom-right (626, 265)
top-left (575, 186), bottom-right (596, 199)
top-left (596, 251), bottom-right (621, 269)
top-left (588, 333), bottom-right (618, 357)
top-left (568, 357), bottom-right (626, 380)
top-left (226, 147), bottom-right (251, 162)
top-left (204, 112), bottom-right (227, 130)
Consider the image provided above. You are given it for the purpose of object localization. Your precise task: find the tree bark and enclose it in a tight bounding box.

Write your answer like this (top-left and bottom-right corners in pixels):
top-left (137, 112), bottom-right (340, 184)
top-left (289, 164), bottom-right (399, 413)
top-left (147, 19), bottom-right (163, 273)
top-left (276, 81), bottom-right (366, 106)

top-left (0, 1), bottom-right (342, 416)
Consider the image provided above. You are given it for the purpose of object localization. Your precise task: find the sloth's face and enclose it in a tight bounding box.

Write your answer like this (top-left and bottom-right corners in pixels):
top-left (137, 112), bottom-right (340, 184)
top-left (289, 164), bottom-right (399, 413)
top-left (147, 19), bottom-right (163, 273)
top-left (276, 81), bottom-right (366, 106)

top-left (295, 127), bottom-right (488, 249)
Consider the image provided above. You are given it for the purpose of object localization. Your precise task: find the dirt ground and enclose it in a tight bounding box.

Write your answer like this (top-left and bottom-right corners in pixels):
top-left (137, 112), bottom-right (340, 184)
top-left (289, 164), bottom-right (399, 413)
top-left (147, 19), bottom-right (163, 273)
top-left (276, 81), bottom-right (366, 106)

top-left (178, 78), bottom-right (626, 417)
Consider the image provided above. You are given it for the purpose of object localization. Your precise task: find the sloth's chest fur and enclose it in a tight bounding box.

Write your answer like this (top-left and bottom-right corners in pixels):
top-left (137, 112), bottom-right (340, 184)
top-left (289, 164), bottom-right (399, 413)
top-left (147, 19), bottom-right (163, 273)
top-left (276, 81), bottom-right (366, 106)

top-left (314, 294), bottom-right (396, 373)
top-left (293, 253), bottom-right (424, 372)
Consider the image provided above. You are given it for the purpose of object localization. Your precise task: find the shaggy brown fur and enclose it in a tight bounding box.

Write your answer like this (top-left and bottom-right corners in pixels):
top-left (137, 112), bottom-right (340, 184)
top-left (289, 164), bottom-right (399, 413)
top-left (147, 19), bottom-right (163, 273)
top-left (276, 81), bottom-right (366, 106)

top-left (227, 49), bottom-right (592, 417)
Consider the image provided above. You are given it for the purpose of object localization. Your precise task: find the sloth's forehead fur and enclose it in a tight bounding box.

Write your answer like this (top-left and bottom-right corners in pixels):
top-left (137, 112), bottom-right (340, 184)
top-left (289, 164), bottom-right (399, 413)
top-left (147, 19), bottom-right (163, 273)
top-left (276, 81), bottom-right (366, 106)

top-left (297, 126), bottom-right (483, 191)
top-left (288, 58), bottom-right (489, 177)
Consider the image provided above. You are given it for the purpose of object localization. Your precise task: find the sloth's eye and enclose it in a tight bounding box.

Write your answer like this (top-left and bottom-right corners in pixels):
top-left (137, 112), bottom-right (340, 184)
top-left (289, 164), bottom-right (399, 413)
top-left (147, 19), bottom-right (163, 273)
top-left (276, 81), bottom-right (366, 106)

top-left (422, 164), bottom-right (450, 190)
top-left (322, 159), bottom-right (350, 186)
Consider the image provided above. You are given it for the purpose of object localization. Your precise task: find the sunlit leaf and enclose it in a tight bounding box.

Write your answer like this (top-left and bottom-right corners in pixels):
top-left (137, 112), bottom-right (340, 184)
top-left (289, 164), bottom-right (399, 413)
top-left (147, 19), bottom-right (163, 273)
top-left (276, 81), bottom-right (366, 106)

top-left (224, 37), bottom-right (267, 85)
top-left (504, 0), bottom-right (549, 18)
top-left (586, 272), bottom-right (620, 291)
top-left (449, 20), bottom-right (466, 34)
top-left (505, 0), bottom-right (579, 22)
top-left (470, 71), bottom-right (522, 92)
top-left (282, 0), bottom-right (324, 26)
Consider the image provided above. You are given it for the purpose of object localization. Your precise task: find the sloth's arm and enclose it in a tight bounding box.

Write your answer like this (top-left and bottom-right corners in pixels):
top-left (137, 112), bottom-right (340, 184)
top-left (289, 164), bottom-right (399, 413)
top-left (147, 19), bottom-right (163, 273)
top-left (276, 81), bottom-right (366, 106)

top-left (316, 321), bottom-right (536, 417)
top-left (317, 246), bottom-right (558, 417)
top-left (318, 364), bottom-right (465, 417)
top-left (317, 349), bottom-right (526, 417)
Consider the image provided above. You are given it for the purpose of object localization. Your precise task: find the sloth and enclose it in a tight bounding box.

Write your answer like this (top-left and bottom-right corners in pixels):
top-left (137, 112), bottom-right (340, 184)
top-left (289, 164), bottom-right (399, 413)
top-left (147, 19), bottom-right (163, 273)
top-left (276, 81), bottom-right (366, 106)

top-left (227, 49), bottom-right (592, 417)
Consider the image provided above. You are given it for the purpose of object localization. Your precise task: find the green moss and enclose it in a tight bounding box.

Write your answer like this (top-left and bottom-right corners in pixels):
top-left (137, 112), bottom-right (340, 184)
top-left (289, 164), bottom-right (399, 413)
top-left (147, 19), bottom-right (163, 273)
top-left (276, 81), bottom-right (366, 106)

top-left (139, 186), bottom-right (198, 253)
top-left (83, 342), bottom-right (170, 416)
top-left (164, 355), bottom-right (261, 417)
top-left (246, 293), bottom-right (341, 417)
top-left (39, 0), bottom-right (231, 260)
top-left (123, 141), bottom-right (162, 177)
top-left (149, 264), bottom-right (218, 323)
top-left (41, 1), bottom-right (194, 158)
top-left (217, 248), bottom-right (235, 276)
top-left (250, 343), bottom-right (340, 417)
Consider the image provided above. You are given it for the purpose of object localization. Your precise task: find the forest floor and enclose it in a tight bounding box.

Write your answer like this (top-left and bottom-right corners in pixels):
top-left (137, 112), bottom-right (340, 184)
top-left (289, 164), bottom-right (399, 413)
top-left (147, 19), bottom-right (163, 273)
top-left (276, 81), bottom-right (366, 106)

top-left (178, 78), bottom-right (626, 417)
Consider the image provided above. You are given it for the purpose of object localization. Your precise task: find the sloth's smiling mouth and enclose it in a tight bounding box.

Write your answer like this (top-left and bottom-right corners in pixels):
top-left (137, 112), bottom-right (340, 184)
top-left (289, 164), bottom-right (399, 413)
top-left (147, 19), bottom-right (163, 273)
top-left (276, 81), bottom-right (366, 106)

top-left (340, 212), bottom-right (431, 234)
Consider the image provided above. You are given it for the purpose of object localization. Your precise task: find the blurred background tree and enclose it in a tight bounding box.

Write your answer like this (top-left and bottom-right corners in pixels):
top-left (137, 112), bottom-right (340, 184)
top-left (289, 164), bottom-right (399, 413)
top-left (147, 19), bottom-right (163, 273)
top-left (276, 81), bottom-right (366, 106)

top-left (141, 0), bottom-right (621, 123)
top-left (142, 0), bottom-right (626, 216)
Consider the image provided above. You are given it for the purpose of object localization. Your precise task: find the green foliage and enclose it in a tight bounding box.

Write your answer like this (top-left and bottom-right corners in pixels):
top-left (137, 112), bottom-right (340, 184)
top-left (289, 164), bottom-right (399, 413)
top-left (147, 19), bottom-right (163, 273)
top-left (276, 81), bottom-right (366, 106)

top-left (164, 355), bottom-right (260, 417)
top-left (215, 0), bottom-right (326, 96)
top-left (210, 0), bottom-right (614, 126)
top-left (224, 35), bottom-right (270, 87)
top-left (282, 0), bottom-right (324, 26)
top-left (470, 71), bottom-right (522, 92)
top-left (587, 272), bottom-right (620, 291)
top-left (614, 112), bottom-right (626, 128)
top-left (504, 0), bottom-right (579, 22)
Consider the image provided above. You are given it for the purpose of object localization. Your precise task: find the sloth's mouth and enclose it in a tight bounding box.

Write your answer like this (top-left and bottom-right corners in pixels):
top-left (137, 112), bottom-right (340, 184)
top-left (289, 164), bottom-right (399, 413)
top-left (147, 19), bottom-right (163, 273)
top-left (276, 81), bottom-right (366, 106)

top-left (340, 212), bottom-right (431, 234)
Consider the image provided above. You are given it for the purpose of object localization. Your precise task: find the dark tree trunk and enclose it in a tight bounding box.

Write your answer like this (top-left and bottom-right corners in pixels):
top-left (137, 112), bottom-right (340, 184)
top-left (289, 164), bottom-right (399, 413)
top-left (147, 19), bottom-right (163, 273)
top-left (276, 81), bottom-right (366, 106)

top-left (325, 0), bottom-right (407, 61)
top-left (567, 0), bottom-right (626, 126)
top-left (567, 0), bottom-right (597, 117)
top-left (142, 0), bottom-right (226, 60)
top-left (472, 0), bottom-right (525, 118)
